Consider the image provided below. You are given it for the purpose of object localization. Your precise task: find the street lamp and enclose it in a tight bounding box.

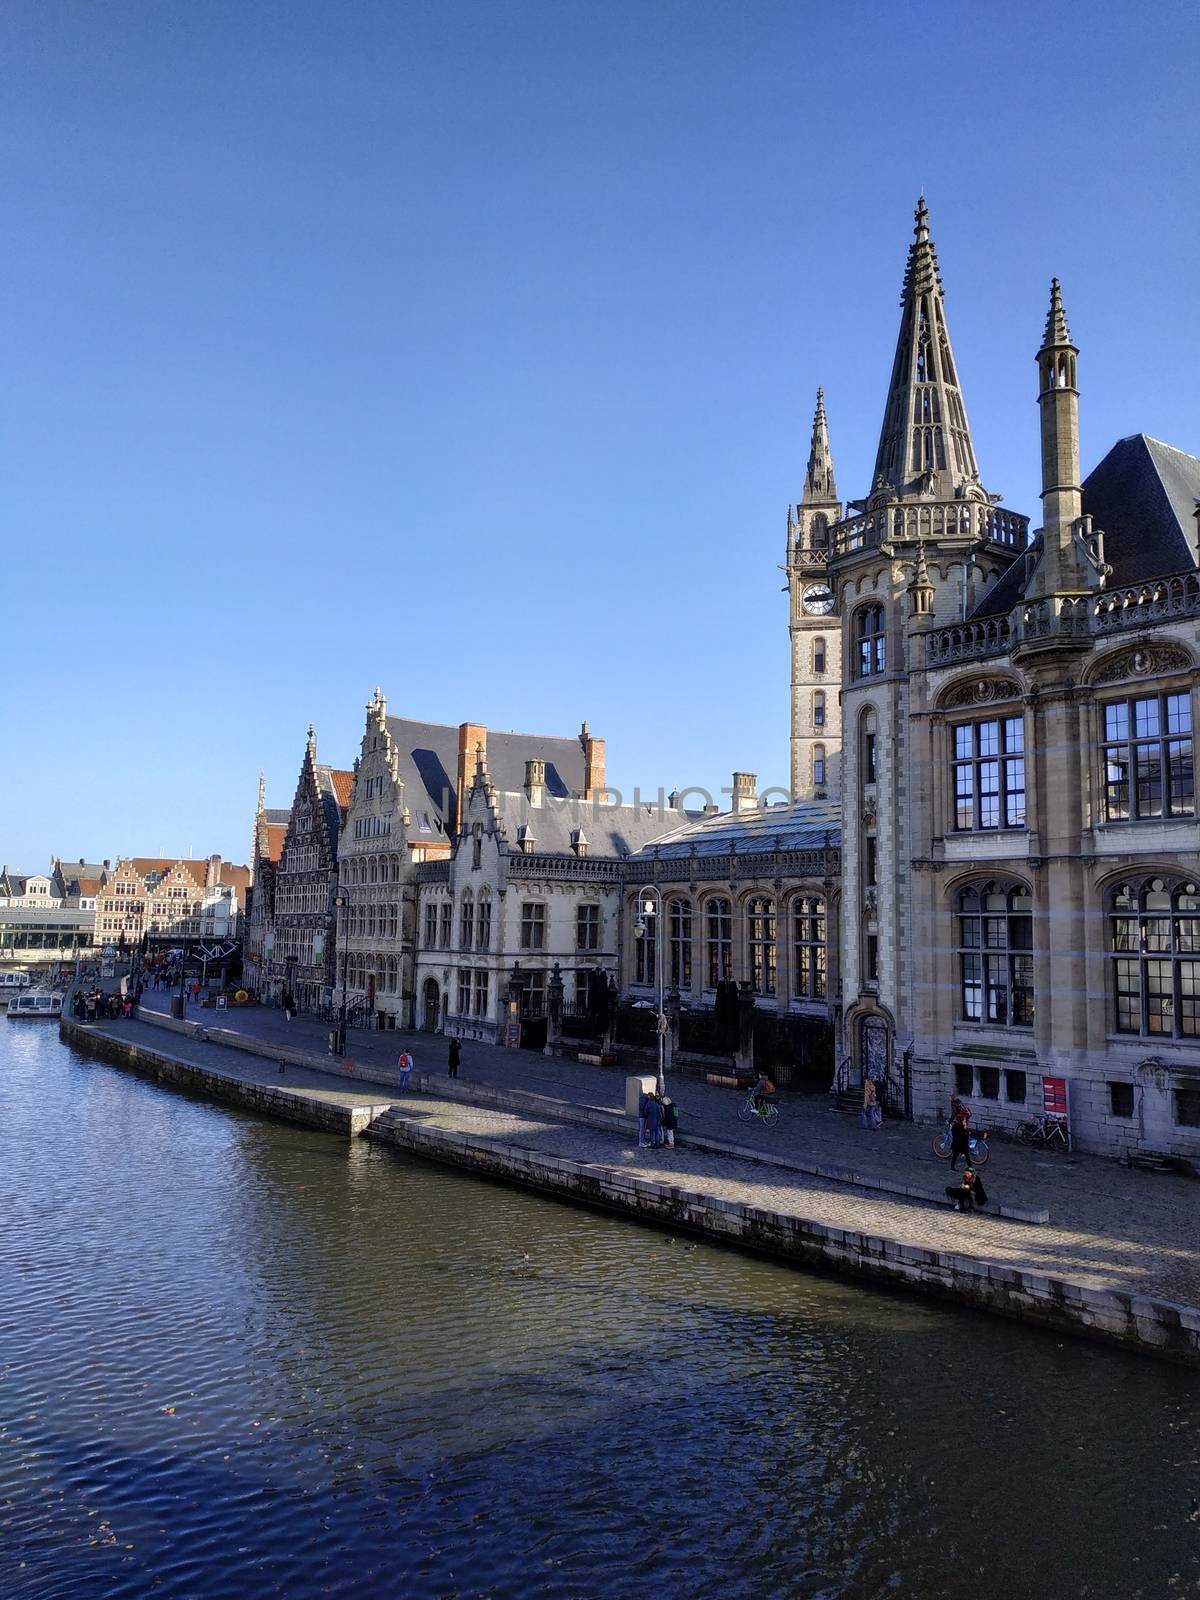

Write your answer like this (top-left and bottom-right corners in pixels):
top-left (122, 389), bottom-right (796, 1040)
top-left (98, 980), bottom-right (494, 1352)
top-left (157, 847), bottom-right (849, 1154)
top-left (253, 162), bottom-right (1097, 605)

top-left (332, 886), bottom-right (349, 1056)
top-left (635, 884), bottom-right (667, 1095)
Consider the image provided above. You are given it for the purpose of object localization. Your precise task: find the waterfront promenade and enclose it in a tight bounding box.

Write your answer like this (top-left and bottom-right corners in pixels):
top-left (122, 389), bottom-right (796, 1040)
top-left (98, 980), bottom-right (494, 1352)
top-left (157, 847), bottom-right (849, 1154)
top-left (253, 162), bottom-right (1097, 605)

top-left (63, 995), bottom-right (1200, 1361)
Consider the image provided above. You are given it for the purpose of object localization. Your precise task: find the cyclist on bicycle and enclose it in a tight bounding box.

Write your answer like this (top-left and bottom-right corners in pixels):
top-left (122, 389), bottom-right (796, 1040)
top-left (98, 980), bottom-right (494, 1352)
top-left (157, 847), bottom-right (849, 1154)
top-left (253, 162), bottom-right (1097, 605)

top-left (751, 1072), bottom-right (776, 1114)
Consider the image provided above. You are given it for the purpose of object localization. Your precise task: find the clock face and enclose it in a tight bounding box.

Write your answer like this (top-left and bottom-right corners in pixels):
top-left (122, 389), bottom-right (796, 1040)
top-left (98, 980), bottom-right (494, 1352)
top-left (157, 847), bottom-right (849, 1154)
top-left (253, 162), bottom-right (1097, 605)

top-left (802, 582), bottom-right (835, 616)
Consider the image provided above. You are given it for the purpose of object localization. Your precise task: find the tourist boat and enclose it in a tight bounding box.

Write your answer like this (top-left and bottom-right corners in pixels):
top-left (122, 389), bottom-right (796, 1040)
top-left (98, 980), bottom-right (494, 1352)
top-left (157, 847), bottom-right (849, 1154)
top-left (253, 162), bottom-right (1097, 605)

top-left (0, 970), bottom-right (33, 1010)
top-left (7, 990), bottom-right (64, 1020)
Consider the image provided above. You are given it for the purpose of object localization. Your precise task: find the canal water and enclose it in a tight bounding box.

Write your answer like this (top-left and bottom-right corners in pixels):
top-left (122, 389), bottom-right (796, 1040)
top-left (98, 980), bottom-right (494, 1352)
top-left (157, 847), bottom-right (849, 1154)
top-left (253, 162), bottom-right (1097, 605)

top-left (2, 1027), bottom-right (1198, 1600)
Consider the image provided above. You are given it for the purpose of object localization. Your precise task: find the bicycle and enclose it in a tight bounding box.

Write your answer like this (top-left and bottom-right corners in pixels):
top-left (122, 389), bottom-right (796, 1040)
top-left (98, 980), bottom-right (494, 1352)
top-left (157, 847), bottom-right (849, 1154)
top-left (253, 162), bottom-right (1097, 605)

top-left (930, 1123), bottom-right (990, 1167)
top-left (1015, 1115), bottom-right (1070, 1152)
top-left (737, 1092), bottom-right (780, 1129)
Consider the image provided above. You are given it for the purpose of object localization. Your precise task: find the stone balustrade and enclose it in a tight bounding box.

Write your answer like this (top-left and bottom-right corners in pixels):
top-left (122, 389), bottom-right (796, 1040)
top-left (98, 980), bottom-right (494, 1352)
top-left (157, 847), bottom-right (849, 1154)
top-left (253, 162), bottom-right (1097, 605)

top-left (833, 500), bottom-right (1029, 558)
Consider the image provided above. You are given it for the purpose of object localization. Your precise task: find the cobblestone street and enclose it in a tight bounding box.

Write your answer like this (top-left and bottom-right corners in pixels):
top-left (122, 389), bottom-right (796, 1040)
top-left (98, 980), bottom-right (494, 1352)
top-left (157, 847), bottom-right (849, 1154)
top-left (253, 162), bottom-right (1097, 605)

top-left (115, 995), bottom-right (1200, 1312)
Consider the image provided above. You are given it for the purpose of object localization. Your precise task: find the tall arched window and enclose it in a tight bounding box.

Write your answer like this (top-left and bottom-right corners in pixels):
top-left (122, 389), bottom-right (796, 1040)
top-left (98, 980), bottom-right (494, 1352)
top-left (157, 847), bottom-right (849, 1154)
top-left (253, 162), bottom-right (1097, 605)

top-left (747, 897), bottom-right (777, 996)
top-left (854, 604), bottom-right (886, 678)
top-left (792, 896), bottom-right (826, 999)
top-left (634, 898), bottom-right (657, 986)
top-left (476, 890), bottom-right (492, 951)
top-left (813, 744), bottom-right (826, 788)
top-left (957, 881), bottom-right (1034, 1026)
top-left (668, 900), bottom-right (692, 991)
top-left (705, 897), bottom-right (732, 988)
top-left (813, 637), bottom-right (826, 675)
top-left (860, 708), bottom-right (879, 787)
top-left (459, 891), bottom-right (474, 951)
top-left (1111, 877), bottom-right (1199, 1037)
top-left (813, 690), bottom-right (826, 728)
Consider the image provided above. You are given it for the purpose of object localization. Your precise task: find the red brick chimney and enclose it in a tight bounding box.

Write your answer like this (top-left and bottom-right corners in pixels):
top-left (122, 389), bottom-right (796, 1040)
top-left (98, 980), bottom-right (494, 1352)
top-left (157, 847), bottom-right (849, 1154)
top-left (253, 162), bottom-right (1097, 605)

top-left (581, 722), bottom-right (605, 800)
top-left (457, 723), bottom-right (487, 832)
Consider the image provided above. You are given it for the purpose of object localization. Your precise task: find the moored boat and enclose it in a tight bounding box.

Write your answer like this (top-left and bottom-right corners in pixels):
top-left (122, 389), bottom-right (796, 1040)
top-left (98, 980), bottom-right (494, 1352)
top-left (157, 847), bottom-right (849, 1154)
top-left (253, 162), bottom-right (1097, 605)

top-left (7, 991), bottom-right (64, 1020)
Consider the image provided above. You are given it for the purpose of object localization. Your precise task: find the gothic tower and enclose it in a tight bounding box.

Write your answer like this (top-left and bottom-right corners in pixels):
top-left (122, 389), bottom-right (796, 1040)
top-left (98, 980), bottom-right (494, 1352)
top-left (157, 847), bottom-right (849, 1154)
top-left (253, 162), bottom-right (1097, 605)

top-left (787, 388), bottom-right (843, 798)
top-left (831, 199), bottom-right (1030, 1096)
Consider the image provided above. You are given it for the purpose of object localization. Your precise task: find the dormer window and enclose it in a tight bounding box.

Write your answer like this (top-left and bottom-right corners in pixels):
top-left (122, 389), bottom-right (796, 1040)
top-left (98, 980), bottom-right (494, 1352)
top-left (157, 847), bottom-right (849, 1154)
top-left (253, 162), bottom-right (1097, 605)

top-left (571, 829), bottom-right (588, 858)
top-left (516, 825), bottom-right (536, 855)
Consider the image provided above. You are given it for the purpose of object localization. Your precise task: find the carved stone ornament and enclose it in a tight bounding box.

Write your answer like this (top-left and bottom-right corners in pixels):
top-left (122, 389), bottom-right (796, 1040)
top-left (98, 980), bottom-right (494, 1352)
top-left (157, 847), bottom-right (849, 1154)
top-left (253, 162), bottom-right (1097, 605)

top-left (939, 676), bottom-right (1020, 710)
top-left (1089, 645), bottom-right (1193, 686)
top-left (861, 797), bottom-right (878, 825)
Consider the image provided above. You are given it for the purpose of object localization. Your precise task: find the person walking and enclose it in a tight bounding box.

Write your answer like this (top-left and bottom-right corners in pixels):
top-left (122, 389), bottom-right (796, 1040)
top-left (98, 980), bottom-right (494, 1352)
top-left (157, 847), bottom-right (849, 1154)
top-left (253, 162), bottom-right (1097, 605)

top-left (397, 1047), bottom-right (414, 1092)
top-left (861, 1075), bottom-right (881, 1130)
top-left (447, 1037), bottom-right (461, 1078)
top-left (949, 1101), bottom-right (971, 1171)
top-left (282, 989), bottom-right (295, 1023)
top-left (661, 1096), bottom-right (678, 1149)
top-left (190, 980), bottom-right (202, 1008)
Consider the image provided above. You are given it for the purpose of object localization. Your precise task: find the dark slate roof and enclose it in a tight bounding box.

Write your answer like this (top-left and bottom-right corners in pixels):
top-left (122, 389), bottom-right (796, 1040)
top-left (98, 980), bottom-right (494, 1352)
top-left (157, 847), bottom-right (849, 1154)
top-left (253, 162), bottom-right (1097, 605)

top-left (626, 798), bottom-right (841, 861)
top-left (386, 717), bottom-right (587, 834)
top-left (262, 808), bottom-right (291, 827)
top-left (970, 433), bottom-right (1199, 619)
top-left (1080, 435), bottom-right (1199, 585)
top-left (490, 793), bottom-right (682, 859)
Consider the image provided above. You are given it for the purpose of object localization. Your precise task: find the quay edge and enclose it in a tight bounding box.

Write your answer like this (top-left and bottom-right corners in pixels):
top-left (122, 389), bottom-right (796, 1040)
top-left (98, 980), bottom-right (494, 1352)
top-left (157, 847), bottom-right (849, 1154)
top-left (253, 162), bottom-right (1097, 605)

top-left (60, 1020), bottom-right (1200, 1368)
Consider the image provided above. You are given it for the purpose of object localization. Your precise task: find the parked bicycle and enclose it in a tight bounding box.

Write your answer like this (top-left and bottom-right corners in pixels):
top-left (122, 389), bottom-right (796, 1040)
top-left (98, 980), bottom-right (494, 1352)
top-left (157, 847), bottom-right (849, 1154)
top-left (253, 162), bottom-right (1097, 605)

top-left (930, 1123), bottom-right (990, 1166)
top-left (737, 1091), bottom-right (780, 1129)
top-left (1015, 1115), bottom-right (1070, 1152)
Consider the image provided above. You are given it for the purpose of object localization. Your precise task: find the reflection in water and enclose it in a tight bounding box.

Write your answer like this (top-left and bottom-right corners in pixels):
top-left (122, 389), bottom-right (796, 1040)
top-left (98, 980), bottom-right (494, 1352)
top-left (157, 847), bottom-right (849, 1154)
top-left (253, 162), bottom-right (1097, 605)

top-left (1, 1025), bottom-right (1197, 1600)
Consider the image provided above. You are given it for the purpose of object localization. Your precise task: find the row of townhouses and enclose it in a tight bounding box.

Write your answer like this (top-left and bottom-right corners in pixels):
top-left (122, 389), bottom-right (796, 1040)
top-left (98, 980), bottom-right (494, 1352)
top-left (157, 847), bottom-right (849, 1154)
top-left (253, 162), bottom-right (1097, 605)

top-left (245, 203), bottom-right (1197, 1161)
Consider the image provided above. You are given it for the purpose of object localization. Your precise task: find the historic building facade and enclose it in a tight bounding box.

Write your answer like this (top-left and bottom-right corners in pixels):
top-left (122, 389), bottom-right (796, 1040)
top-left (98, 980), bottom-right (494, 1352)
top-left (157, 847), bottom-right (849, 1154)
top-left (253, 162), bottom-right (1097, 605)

top-left (413, 740), bottom-right (670, 1043)
top-left (340, 696), bottom-right (611, 1030)
top-left (818, 201), bottom-right (1199, 1158)
top-left (620, 779), bottom-right (841, 1085)
top-left (271, 728), bottom-right (354, 1012)
top-left (242, 776), bottom-right (291, 997)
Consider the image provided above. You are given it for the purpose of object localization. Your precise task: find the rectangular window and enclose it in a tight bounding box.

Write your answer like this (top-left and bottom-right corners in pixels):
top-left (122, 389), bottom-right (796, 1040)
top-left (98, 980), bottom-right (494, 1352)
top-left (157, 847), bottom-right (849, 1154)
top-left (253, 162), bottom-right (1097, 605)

top-left (1104, 693), bottom-right (1194, 821)
top-left (423, 903), bottom-right (437, 949)
top-left (705, 899), bottom-right (732, 988)
top-left (457, 970), bottom-right (472, 1016)
top-left (460, 899), bottom-right (474, 951)
top-left (954, 1063), bottom-right (974, 1097)
top-left (865, 837), bottom-right (877, 887)
top-left (865, 930), bottom-right (879, 983)
top-left (473, 970), bottom-right (488, 1017)
top-left (576, 905), bottom-right (600, 951)
top-left (953, 716), bottom-right (1026, 831)
top-left (521, 902), bottom-right (546, 950)
top-left (476, 900), bottom-right (492, 951)
top-left (1175, 1086), bottom-right (1200, 1128)
top-left (439, 903), bottom-right (452, 947)
top-left (1109, 1081), bottom-right (1134, 1118)
top-left (864, 732), bottom-right (878, 785)
top-left (978, 1066), bottom-right (1000, 1100)
top-left (1004, 1069), bottom-right (1026, 1104)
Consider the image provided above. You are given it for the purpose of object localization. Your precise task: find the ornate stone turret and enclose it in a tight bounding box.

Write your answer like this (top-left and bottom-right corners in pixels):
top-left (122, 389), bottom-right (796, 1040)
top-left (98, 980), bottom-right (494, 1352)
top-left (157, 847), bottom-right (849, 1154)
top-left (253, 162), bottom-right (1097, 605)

top-left (803, 387), bottom-right (838, 506)
top-left (871, 197), bottom-right (988, 502)
top-left (1033, 277), bottom-right (1085, 596)
top-left (908, 538), bottom-right (936, 617)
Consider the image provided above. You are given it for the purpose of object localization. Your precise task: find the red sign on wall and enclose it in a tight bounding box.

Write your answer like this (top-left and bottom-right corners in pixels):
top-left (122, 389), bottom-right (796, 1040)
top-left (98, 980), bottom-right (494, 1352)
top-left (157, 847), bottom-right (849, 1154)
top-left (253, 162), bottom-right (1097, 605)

top-left (1042, 1075), bottom-right (1070, 1120)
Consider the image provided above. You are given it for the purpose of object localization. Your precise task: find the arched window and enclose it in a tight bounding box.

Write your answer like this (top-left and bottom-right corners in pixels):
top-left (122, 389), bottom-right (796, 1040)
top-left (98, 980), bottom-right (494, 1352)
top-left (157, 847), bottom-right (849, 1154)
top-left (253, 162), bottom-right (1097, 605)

top-left (957, 881), bottom-right (1034, 1026)
top-left (369, 856), bottom-right (378, 884)
top-left (668, 900), bottom-right (692, 991)
top-left (860, 709), bottom-right (878, 787)
top-left (1111, 878), bottom-right (1199, 1038)
top-left (813, 637), bottom-right (826, 675)
top-left (810, 513), bottom-right (828, 551)
top-left (792, 896), bottom-right (826, 999)
top-left (391, 855), bottom-right (401, 883)
top-left (476, 890), bottom-right (492, 951)
top-left (634, 898), bottom-right (657, 986)
top-left (854, 604), bottom-right (886, 678)
top-left (460, 891), bottom-right (474, 952)
top-left (747, 896), bottom-right (777, 996)
top-left (813, 744), bottom-right (826, 788)
top-left (705, 897), bottom-right (732, 988)
top-left (813, 690), bottom-right (826, 729)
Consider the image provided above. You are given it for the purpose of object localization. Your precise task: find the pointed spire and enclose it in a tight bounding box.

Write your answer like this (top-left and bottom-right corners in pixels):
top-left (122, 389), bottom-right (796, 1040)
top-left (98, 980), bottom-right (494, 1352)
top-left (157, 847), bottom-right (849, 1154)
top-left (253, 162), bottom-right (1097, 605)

top-left (871, 198), bottom-right (985, 501)
top-left (306, 723), bottom-right (316, 759)
top-left (1040, 277), bottom-right (1074, 352)
top-left (257, 771), bottom-right (266, 813)
top-left (802, 387), bottom-right (838, 504)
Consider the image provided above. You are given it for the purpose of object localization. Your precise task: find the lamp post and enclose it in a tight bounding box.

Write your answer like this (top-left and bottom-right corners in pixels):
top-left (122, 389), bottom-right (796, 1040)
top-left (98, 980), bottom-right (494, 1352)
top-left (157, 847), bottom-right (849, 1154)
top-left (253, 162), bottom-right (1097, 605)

top-left (332, 886), bottom-right (349, 1057)
top-left (635, 884), bottom-right (666, 1095)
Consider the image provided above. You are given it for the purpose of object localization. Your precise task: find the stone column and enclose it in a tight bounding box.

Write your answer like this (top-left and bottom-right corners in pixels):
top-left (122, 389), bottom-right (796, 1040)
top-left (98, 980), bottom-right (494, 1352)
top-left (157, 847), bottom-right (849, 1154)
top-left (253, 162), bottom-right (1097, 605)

top-left (544, 962), bottom-right (564, 1057)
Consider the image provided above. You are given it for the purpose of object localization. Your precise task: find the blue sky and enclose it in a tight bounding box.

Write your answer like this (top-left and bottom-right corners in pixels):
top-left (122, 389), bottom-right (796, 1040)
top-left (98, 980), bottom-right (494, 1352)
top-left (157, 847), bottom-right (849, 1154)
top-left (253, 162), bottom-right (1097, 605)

top-left (2, 0), bottom-right (1196, 869)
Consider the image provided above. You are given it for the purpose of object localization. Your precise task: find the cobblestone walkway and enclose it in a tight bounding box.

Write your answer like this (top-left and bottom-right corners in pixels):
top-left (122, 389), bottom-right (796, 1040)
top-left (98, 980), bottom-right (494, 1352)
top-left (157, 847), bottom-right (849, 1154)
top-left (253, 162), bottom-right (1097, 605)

top-left (123, 998), bottom-right (1200, 1311)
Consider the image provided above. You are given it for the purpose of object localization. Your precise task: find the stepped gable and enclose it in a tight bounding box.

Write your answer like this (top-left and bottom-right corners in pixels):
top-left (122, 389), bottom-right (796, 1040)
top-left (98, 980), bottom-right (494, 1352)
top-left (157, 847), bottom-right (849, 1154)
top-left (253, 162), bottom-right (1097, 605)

top-left (385, 716), bottom-right (587, 833)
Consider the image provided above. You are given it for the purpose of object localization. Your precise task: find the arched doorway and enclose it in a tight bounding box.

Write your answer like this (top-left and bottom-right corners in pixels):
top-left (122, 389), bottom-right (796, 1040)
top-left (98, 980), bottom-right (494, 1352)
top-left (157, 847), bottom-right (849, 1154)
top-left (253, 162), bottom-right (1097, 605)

top-left (422, 978), bottom-right (440, 1032)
